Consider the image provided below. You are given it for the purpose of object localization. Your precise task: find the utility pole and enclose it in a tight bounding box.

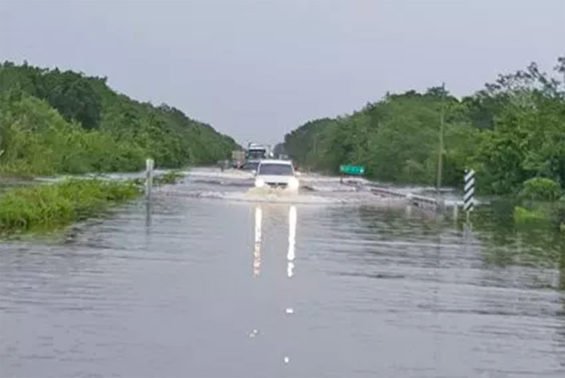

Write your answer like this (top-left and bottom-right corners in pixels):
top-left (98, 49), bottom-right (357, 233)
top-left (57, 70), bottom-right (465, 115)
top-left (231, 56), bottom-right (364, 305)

top-left (436, 82), bottom-right (446, 195)
top-left (313, 137), bottom-right (318, 156)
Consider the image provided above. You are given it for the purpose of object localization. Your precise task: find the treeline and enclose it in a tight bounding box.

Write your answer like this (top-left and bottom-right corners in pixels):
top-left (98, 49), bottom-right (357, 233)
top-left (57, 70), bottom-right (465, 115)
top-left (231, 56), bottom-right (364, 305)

top-left (284, 58), bottom-right (565, 195)
top-left (0, 61), bottom-right (238, 176)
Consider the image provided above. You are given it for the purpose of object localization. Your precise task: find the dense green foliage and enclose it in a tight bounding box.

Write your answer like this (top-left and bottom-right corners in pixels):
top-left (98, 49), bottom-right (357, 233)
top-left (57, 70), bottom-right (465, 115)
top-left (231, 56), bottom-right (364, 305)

top-left (284, 58), bottom-right (565, 195)
top-left (0, 179), bottom-right (139, 234)
top-left (519, 177), bottom-right (562, 202)
top-left (513, 177), bottom-right (565, 230)
top-left (0, 61), bottom-right (238, 176)
top-left (513, 205), bottom-right (552, 224)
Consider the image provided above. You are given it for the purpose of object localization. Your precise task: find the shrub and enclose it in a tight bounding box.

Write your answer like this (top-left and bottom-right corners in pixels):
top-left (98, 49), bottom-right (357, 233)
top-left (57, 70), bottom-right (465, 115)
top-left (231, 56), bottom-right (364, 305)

top-left (0, 179), bottom-right (140, 234)
top-left (519, 177), bottom-right (562, 202)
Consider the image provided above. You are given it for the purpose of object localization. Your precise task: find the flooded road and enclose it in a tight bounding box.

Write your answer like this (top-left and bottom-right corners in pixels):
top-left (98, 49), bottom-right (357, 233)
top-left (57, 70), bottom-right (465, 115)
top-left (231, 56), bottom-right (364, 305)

top-left (1, 169), bottom-right (564, 377)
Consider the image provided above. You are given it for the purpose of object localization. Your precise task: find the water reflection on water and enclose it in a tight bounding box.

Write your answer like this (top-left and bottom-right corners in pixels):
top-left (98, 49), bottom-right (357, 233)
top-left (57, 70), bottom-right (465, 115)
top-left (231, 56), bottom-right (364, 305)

top-left (253, 206), bottom-right (262, 277)
top-left (0, 183), bottom-right (564, 377)
top-left (252, 203), bottom-right (298, 365)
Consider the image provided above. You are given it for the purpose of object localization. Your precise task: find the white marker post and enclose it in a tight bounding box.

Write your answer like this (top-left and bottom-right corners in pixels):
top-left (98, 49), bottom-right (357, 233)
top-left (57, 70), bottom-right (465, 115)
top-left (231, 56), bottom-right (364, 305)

top-left (145, 158), bottom-right (154, 201)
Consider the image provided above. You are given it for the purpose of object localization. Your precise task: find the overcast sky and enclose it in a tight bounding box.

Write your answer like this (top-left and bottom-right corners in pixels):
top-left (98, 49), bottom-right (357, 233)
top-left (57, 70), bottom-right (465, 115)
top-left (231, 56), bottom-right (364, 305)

top-left (1, 0), bottom-right (564, 145)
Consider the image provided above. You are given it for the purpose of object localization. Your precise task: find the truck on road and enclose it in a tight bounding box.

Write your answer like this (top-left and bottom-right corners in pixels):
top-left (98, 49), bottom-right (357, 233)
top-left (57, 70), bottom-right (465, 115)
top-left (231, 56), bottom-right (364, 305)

top-left (231, 143), bottom-right (273, 170)
top-left (231, 150), bottom-right (245, 168)
top-left (246, 143), bottom-right (271, 161)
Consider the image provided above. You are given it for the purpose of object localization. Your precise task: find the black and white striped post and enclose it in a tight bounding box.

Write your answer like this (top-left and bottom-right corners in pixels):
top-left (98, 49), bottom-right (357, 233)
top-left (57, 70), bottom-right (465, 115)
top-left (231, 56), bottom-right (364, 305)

top-left (463, 169), bottom-right (475, 222)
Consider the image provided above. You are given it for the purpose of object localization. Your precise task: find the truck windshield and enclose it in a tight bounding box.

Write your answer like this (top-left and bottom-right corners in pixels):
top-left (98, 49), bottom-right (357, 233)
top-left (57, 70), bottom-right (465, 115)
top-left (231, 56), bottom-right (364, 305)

top-left (258, 163), bottom-right (293, 176)
top-left (247, 149), bottom-right (266, 160)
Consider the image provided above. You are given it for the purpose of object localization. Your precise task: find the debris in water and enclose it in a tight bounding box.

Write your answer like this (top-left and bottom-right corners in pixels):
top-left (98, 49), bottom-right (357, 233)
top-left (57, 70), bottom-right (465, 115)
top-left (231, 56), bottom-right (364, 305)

top-left (248, 329), bottom-right (259, 338)
top-left (283, 356), bottom-right (290, 364)
top-left (285, 307), bottom-right (294, 314)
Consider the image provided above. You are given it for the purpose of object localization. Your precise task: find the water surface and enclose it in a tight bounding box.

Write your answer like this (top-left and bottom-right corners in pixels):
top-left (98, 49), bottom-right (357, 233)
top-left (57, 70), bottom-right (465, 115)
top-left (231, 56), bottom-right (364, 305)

top-left (1, 170), bottom-right (564, 377)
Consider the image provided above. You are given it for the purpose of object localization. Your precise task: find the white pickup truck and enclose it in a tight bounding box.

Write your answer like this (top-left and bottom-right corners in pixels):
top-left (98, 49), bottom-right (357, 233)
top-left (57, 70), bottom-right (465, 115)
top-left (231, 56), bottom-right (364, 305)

top-left (253, 159), bottom-right (300, 192)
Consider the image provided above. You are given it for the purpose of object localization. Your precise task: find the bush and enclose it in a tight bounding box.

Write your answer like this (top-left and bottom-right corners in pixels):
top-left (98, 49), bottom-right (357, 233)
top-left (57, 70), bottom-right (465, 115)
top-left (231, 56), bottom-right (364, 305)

top-left (513, 206), bottom-right (549, 223)
top-left (519, 177), bottom-right (562, 202)
top-left (0, 179), bottom-right (140, 234)
top-left (554, 197), bottom-right (565, 230)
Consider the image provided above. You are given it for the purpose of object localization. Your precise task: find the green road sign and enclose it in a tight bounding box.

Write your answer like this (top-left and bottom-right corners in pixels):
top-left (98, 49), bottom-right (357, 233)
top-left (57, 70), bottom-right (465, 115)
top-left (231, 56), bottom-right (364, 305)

top-left (340, 165), bottom-right (365, 175)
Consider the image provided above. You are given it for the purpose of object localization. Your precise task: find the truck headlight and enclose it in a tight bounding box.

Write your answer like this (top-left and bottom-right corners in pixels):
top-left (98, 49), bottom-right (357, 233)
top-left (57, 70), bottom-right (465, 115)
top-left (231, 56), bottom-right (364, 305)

top-left (288, 177), bottom-right (299, 190)
top-left (255, 178), bottom-right (265, 188)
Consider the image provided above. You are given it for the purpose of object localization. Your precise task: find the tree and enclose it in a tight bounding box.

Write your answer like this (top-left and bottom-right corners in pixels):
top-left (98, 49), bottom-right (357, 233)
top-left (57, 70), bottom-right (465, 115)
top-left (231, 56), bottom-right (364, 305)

top-left (0, 61), bottom-right (239, 175)
top-left (282, 57), bottom-right (565, 194)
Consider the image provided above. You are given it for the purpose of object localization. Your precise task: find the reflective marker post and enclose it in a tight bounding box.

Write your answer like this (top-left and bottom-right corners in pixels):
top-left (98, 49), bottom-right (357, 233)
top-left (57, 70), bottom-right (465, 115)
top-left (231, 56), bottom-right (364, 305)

top-left (145, 158), bottom-right (154, 200)
top-left (145, 158), bottom-right (154, 227)
top-left (463, 169), bottom-right (475, 224)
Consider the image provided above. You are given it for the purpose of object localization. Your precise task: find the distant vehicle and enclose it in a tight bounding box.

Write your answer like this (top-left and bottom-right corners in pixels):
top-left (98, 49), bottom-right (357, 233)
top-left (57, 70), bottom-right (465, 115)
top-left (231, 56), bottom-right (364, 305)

top-left (242, 161), bottom-right (260, 172)
top-left (246, 143), bottom-right (272, 161)
top-left (241, 143), bottom-right (273, 172)
top-left (254, 159), bottom-right (300, 192)
top-left (231, 150), bottom-right (245, 168)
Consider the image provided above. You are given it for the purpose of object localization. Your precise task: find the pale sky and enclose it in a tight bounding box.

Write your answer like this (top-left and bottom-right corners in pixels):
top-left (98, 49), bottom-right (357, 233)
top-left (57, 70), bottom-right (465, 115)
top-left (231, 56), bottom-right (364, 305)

top-left (1, 0), bottom-right (564, 145)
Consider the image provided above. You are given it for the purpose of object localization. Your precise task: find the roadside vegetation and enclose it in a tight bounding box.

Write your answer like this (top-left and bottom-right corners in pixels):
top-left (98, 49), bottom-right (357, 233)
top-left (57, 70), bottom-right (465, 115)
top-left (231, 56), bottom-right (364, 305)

top-left (285, 57), bottom-right (565, 193)
top-left (0, 61), bottom-right (238, 177)
top-left (513, 177), bottom-right (565, 230)
top-left (0, 179), bottom-right (140, 235)
top-left (0, 169), bottom-right (188, 236)
top-left (0, 62), bottom-right (234, 235)
top-left (284, 57), bottom-right (565, 229)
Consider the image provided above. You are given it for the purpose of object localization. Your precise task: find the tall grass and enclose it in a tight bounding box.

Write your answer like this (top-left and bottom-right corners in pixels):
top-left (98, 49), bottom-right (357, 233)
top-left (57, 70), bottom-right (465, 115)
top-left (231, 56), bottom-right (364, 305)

top-left (0, 179), bottom-right (140, 234)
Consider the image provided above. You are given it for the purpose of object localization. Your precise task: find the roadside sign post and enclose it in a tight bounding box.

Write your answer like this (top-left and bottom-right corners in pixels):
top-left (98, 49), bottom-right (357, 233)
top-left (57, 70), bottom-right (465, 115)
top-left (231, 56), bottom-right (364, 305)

top-left (145, 158), bottom-right (154, 200)
top-left (339, 165), bottom-right (365, 176)
top-left (339, 165), bottom-right (365, 184)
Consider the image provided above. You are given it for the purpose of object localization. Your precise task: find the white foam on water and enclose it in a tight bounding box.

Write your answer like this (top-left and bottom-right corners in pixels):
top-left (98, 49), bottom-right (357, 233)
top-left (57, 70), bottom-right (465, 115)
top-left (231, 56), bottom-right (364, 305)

top-left (222, 188), bottom-right (339, 204)
top-left (304, 184), bottom-right (360, 193)
top-left (296, 174), bottom-right (369, 193)
top-left (187, 168), bottom-right (254, 180)
top-left (157, 185), bottom-right (408, 207)
top-left (156, 169), bottom-right (416, 207)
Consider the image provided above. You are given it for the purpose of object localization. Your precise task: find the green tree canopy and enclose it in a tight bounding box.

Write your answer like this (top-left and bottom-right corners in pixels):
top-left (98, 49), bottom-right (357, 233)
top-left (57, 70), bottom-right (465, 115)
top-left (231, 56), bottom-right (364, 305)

top-left (283, 57), bottom-right (565, 194)
top-left (0, 61), bottom-right (239, 175)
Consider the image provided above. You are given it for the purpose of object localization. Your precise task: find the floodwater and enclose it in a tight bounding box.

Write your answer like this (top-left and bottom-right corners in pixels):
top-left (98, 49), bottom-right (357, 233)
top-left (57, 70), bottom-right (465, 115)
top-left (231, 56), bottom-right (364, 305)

top-left (1, 169), bottom-right (564, 378)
